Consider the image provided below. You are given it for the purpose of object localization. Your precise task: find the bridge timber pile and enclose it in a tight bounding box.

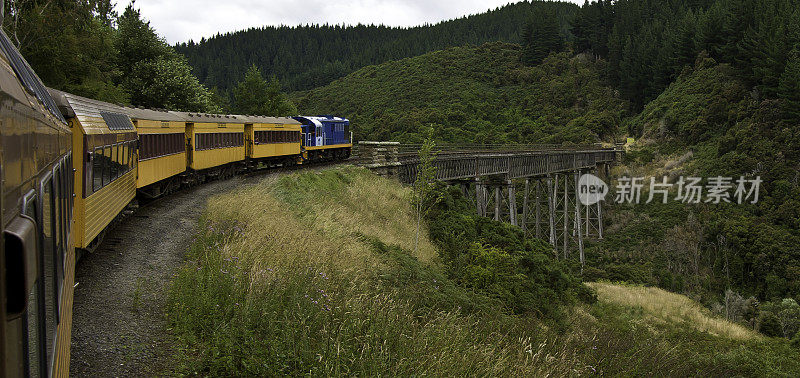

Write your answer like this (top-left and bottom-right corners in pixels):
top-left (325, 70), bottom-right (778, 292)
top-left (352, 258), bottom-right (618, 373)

top-left (356, 141), bottom-right (622, 269)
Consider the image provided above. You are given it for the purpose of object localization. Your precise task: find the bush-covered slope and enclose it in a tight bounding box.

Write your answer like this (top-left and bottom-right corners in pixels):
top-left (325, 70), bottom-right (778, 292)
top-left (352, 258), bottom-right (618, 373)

top-left (589, 57), bottom-right (800, 329)
top-left (293, 42), bottom-right (627, 144)
top-left (167, 167), bottom-right (800, 375)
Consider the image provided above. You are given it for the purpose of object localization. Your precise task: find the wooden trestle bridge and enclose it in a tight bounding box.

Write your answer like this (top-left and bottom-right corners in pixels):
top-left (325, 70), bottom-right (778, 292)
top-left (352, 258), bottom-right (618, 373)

top-left (357, 141), bottom-right (621, 266)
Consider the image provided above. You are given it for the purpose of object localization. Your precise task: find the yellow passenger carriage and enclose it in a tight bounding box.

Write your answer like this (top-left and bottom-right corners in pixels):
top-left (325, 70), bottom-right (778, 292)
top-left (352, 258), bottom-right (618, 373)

top-left (172, 112), bottom-right (246, 180)
top-left (2, 30), bottom-right (75, 375)
top-left (241, 115), bottom-right (302, 168)
top-left (51, 91), bottom-right (138, 251)
top-left (123, 107), bottom-right (187, 198)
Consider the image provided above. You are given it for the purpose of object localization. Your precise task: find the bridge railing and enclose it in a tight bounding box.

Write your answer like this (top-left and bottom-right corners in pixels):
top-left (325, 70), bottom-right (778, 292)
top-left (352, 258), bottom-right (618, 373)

top-left (355, 141), bottom-right (620, 183)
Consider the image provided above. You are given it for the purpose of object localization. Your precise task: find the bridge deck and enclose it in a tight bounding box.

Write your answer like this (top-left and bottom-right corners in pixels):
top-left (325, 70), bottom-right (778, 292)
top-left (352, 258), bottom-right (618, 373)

top-left (396, 150), bottom-right (616, 183)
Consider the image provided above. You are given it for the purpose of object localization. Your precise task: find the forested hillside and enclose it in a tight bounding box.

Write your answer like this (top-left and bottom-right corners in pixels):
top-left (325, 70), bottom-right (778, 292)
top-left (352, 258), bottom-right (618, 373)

top-left (293, 43), bottom-right (627, 143)
top-left (175, 1), bottom-right (578, 93)
top-left (569, 0), bottom-right (799, 110)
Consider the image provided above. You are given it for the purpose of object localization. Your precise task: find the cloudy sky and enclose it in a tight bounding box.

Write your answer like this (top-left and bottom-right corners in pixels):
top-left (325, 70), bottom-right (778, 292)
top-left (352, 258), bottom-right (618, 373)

top-left (116, 0), bottom-right (584, 44)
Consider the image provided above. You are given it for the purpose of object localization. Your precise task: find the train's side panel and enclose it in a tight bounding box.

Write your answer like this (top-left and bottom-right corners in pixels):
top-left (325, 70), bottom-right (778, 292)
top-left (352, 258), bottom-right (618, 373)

top-left (250, 121), bottom-right (302, 159)
top-left (134, 119), bottom-right (186, 188)
top-left (82, 170), bottom-right (136, 245)
top-left (1, 28), bottom-right (75, 377)
top-left (187, 122), bottom-right (245, 171)
top-left (138, 154), bottom-right (184, 187)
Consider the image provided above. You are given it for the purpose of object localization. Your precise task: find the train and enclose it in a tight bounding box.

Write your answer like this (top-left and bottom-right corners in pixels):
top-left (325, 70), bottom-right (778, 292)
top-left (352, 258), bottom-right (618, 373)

top-left (0, 28), bottom-right (351, 376)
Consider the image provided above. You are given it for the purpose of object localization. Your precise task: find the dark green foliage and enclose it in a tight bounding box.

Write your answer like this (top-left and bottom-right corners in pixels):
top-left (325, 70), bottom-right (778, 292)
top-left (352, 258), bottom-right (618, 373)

top-left (176, 1), bottom-right (579, 93)
top-left (4, 1), bottom-right (219, 111)
top-left (572, 0), bottom-right (799, 111)
top-left (792, 331), bottom-right (800, 348)
top-left (363, 236), bottom-right (501, 316)
top-left (232, 65), bottom-right (297, 116)
top-left (521, 9), bottom-right (563, 65)
top-left (294, 43), bottom-right (628, 143)
top-left (2, 0), bottom-right (127, 102)
top-left (426, 186), bottom-right (594, 318)
top-left (116, 5), bottom-right (218, 112)
top-left (760, 312), bottom-right (783, 338)
top-left (778, 47), bottom-right (800, 122)
top-left (620, 60), bottom-right (800, 303)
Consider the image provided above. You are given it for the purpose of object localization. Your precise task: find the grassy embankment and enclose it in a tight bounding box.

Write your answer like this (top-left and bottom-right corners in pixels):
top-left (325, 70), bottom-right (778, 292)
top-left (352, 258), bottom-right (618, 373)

top-left (168, 166), bottom-right (800, 376)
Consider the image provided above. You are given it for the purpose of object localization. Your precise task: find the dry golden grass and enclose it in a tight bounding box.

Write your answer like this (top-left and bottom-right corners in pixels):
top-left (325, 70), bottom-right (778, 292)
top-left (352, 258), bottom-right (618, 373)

top-left (588, 282), bottom-right (762, 341)
top-left (272, 166), bottom-right (438, 263)
top-left (311, 168), bottom-right (437, 263)
top-left (200, 166), bottom-right (437, 286)
top-left (203, 175), bottom-right (381, 283)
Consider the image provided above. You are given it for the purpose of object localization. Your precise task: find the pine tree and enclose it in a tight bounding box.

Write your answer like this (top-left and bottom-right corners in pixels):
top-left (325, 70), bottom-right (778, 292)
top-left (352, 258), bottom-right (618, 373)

top-left (233, 64), bottom-right (296, 116)
top-left (778, 47), bottom-right (800, 122)
top-left (521, 10), bottom-right (563, 66)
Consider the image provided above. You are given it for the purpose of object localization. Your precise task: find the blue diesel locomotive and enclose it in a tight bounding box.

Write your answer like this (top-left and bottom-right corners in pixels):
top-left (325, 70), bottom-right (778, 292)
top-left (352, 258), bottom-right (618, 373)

top-left (294, 116), bottom-right (352, 161)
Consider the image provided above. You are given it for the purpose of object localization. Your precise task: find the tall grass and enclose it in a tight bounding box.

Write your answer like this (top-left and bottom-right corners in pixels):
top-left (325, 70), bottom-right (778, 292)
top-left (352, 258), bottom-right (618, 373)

top-left (589, 282), bottom-right (762, 341)
top-left (167, 166), bottom-right (800, 376)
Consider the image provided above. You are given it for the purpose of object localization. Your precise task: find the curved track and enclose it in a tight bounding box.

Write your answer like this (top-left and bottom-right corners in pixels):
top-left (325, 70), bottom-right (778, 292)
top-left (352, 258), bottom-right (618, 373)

top-left (69, 173), bottom-right (268, 376)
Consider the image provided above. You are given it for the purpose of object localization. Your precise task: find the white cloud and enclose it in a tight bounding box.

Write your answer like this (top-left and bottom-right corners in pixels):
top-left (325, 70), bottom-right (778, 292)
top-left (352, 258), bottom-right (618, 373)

top-left (115, 0), bottom-right (585, 44)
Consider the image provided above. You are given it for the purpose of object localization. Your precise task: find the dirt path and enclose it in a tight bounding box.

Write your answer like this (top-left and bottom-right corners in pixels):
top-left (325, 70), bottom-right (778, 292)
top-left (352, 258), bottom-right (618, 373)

top-left (69, 175), bottom-right (261, 377)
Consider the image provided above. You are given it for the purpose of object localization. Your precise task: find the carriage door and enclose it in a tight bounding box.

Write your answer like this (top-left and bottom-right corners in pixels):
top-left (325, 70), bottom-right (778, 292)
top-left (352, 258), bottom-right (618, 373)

top-left (185, 123), bottom-right (194, 168)
top-left (244, 124), bottom-right (253, 159)
top-left (315, 125), bottom-right (323, 146)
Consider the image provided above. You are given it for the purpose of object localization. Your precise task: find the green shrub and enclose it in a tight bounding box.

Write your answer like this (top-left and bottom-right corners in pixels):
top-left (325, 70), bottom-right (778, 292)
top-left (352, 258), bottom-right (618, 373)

top-left (759, 312), bottom-right (783, 338)
top-left (427, 186), bottom-right (593, 318)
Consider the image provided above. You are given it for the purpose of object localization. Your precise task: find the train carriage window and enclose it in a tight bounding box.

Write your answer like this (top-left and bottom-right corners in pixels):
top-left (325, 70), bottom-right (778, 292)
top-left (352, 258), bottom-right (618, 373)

top-left (115, 144), bottom-right (122, 179)
top-left (129, 141), bottom-right (136, 168)
top-left (103, 146), bottom-right (112, 186)
top-left (52, 169), bottom-right (62, 259)
top-left (19, 190), bottom-right (43, 376)
top-left (54, 162), bottom-right (66, 299)
top-left (121, 143), bottom-right (128, 172)
top-left (92, 147), bottom-right (103, 193)
top-left (138, 135), bottom-right (145, 159)
top-left (38, 176), bottom-right (57, 372)
top-left (110, 145), bottom-right (119, 180)
top-left (121, 143), bottom-right (127, 173)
